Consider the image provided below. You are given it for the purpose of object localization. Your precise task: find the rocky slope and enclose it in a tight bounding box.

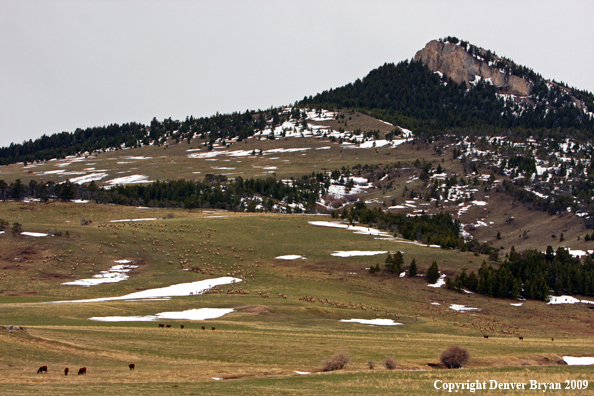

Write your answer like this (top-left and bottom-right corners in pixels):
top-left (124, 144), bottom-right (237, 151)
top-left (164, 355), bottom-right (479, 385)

top-left (414, 39), bottom-right (532, 96)
top-left (414, 38), bottom-right (592, 115)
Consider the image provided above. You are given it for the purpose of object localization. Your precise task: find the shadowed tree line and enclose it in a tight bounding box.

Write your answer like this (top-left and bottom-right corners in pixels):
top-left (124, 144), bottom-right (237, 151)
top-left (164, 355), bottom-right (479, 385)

top-left (447, 246), bottom-right (594, 300)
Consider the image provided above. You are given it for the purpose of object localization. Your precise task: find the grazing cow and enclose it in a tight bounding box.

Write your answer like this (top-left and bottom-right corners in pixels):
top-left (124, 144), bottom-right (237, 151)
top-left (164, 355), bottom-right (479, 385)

top-left (64, 367), bottom-right (69, 376)
top-left (78, 367), bottom-right (87, 375)
top-left (181, 325), bottom-right (184, 329)
top-left (166, 324), bottom-right (171, 328)
top-left (552, 338), bottom-right (554, 342)
top-left (37, 366), bottom-right (48, 374)
top-left (483, 335), bottom-right (489, 339)
top-left (211, 327), bottom-right (216, 330)
top-left (202, 326), bottom-right (205, 330)
top-left (158, 324), bottom-right (164, 328)
top-left (519, 337), bottom-right (523, 340)
top-left (129, 363), bottom-right (135, 371)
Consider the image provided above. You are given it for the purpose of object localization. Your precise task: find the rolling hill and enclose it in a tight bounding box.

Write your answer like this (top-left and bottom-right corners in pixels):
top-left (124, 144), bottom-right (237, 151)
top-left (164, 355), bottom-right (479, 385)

top-left (1, 38), bottom-right (594, 394)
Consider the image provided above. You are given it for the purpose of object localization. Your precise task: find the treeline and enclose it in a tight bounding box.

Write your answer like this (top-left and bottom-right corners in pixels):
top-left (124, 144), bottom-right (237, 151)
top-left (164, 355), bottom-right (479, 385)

top-left (0, 108), bottom-right (305, 166)
top-left (0, 173), bottom-right (327, 213)
top-left (338, 201), bottom-right (462, 249)
top-left (300, 60), bottom-right (594, 136)
top-left (1, 175), bottom-right (475, 249)
top-left (447, 246), bottom-right (594, 301)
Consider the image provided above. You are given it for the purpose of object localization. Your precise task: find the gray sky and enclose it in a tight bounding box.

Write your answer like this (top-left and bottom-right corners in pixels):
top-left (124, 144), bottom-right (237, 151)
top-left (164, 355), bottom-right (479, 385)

top-left (1, 0), bottom-right (593, 147)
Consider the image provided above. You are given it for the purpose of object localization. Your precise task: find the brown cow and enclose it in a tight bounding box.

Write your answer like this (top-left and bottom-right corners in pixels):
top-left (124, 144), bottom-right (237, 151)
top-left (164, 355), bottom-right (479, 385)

top-left (129, 363), bottom-right (135, 371)
top-left (64, 367), bottom-right (69, 375)
top-left (181, 325), bottom-right (184, 329)
top-left (166, 324), bottom-right (171, 328)
top-left (37, 366), bottom-right (47, 374)
top-left (78, 367), bottom-right (87, 375)
top-left (202, 326), bottom-right (205, 330)
top-left (158, 324), bottom-right (164, 328)
top-left (212, 327), bottom-right (216, 330)
top-left (483, 335), bottom-right (489, 339)
top-left (519, 337), bottom-right (523, 340)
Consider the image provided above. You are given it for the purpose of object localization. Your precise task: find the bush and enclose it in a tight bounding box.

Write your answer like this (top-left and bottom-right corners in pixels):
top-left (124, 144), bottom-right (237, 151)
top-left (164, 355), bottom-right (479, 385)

top-left (440, 346), bottom-right (469, 369)
top-left (383, 356), bottom-right (397, 370)
top-left (11, 222), bottom-right (22, 237)
top-left (322, 352), bottom-right (351, 372)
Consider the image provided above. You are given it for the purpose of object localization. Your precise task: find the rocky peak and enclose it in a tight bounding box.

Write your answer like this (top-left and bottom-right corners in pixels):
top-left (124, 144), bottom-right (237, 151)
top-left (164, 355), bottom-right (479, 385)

top-left (414, 40), bottom-right (533, 97)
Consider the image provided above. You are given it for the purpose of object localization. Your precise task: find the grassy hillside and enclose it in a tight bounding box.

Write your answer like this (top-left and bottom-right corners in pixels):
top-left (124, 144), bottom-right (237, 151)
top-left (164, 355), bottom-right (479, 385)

top-left (1, 202), bottom-right (593, 394)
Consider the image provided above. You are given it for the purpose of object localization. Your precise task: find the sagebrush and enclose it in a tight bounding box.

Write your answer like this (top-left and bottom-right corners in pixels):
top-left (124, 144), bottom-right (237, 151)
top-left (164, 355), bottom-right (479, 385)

top-left (322, 352), bottom-right (351, 372)
top-left (440, 345), bottom-right (469, 369)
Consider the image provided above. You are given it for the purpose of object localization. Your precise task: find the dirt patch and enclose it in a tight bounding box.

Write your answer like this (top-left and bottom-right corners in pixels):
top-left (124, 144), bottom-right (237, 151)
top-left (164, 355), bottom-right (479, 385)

top-left (234, 305), bottom-right (271, 315)
top-left (303, 260), bottom-right (351, 274)
top-left (19, 246), bottom-right (37, 256)
top-left (38, 271), bottom-right (71, 279)
top-left (7, 291), bottom-right (38, 296)
top-left (2, 264), bottom-right (23, 270)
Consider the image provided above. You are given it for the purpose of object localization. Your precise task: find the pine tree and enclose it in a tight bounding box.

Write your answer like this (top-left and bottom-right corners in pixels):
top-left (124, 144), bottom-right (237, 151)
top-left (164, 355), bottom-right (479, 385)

top-left (385, 251), bottom-right (403, 273)
top-left (426, 261), bottom-right (440, 283)
top-left (409, 258), bottom-right (417, 277)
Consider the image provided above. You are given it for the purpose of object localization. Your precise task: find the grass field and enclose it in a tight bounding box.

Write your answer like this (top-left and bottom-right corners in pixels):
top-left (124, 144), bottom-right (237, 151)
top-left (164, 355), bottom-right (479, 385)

top-left (1, 201), bottom-right (593, 395)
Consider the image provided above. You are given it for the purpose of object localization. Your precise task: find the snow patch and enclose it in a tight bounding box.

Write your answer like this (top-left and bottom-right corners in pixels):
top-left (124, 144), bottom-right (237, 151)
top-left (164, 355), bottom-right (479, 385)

top-left (51, 277), bottom-right (241, 303)
top-left (449, 304), bottom-right (481, 312)
top-left (340, 318), bottom-right (403, 326)
top-left (331, 251), bottom-right (387, 257)
top-left (109, 218), bottom-right (158, 223)
top-left (62, 262), bottom-right (137, 287)
top-left (428, 273), bottom-right (446, 288)
top-left (275, 255), bottom-right (306, 260)
top-left (89, 308), bottom-right (233, 322)
top-left (563, 356), bottom-right (594, 366)
top-left (548, 295), bottom-right (594, 305)
top-left (21, 232), bottom-right (48, 237)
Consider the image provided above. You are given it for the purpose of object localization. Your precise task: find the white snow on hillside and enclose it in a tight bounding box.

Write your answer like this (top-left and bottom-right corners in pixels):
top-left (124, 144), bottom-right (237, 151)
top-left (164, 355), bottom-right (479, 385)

top-left (109, 218), bottom-right (158, 223)
top-left (331, 251), bottom-right (387, 257)
top-left (89, 308), bottom-right (234, 322)
top-left (69, 172), bottom-right (109, 184)
top-left (428, 273), bottom-right (446, 288)
top-left (52, 276), bottom-right (241, 303)
top-left (563, 356), bottom-right (594, 365)
top-left (340, 318), bottom-right (403, 326)
top-left (63, 262), bottom-right (138, 287)
top-left (275, 255), bottom-right (306, 260)
top-left (548, 295), bottom-right (594, 305)
top-left (21, 232), bottom-right (48, 237)
top-left (449, 304), bottom-right (481, 312)
top-left (105, 174), bottom-right (151, 186)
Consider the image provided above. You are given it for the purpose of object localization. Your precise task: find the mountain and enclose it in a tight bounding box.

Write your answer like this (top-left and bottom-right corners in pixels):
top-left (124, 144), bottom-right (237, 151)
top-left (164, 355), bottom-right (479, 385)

top-left (414, 38), bottom-right (594, 119)
top-left (2, 38), bottom-right (594, 303)
top-left (2, 37), bottom-right (594, 166)
top-left (302, 37), bottom-right (594, 135)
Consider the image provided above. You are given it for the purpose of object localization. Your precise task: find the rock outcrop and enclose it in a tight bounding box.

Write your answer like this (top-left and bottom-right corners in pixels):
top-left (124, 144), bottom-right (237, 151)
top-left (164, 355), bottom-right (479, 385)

top-left (414, 40), bottom-right (533, 97)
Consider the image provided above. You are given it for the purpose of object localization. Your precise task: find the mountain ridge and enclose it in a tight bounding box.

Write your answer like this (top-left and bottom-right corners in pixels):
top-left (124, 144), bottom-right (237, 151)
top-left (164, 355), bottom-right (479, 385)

top-left (1, 38), bottom-right (594, 166)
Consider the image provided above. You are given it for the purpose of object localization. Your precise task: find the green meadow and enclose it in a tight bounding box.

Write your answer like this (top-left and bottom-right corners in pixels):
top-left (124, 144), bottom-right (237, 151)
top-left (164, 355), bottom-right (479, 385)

top-left (1, 202), bottom-right (593, 395)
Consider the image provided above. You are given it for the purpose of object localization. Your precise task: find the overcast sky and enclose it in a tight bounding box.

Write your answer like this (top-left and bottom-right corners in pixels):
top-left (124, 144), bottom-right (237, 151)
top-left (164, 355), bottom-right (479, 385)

top-left (1, 0), bottom-right (593, 147)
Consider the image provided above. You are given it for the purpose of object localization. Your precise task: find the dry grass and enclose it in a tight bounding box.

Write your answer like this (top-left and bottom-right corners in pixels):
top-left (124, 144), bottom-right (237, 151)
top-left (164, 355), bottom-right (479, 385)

top-left (0, 202), bottom-right (593, 394)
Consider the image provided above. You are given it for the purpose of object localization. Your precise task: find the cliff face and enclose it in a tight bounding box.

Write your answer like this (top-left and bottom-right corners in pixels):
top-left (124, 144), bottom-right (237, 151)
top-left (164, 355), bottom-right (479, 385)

top-left (414, 40), bottom-right (533, 97)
